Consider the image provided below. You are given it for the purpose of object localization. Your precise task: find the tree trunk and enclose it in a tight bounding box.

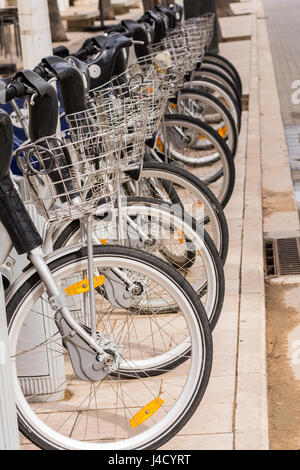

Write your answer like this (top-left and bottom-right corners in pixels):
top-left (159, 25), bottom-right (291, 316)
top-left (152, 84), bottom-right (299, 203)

top-left (216, 0), bottom-right (233, 17)
top-left (101, 0), bottom-right (115, 21)
top-left (48, 0), bottom-right (68, 42)
top-left (142, 0), bottom-right (162, 12)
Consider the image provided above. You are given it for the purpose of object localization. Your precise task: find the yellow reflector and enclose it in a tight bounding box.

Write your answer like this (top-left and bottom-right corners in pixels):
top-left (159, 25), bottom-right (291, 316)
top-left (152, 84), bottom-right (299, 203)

top-left (65, 276), bottom-right (105, 296)
top-left (218, 125), bottom-right (227, 138)
top-left (156, 136), bottom-right (164, 153)
top-left (99, 239), bottom-right (107, 245)
top-left (198, 134), bottom-right (205, 139)
top-left (169, 102), bottom-right (176, 110)
top-left (130, 398), bottom-right (164, 429)
top-left (177, 229), bottom-right (184, 244)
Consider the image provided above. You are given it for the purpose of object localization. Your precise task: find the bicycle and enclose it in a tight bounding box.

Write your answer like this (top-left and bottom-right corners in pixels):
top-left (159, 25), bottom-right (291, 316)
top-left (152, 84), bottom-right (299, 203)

top-left (7, 55), bottom-right (225, 330)
top-left (2, 70), bottom-right (214, 450)
top-left (140, 6), bottom-right (243, 111)
top-left (66, 30), bottom-right (237, 207)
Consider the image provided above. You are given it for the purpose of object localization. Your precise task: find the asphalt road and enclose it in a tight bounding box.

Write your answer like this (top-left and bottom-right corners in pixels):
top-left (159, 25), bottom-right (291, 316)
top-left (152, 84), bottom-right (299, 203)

top-left (262, 0), bottom-right (300, 125)
top-left (262, 0), bottom-right (300, 212)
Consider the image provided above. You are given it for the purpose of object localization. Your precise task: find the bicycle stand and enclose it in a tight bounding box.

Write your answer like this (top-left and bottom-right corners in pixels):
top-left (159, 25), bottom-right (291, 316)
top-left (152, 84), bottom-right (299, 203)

top-left (0, 276), bottom-right (20, 450)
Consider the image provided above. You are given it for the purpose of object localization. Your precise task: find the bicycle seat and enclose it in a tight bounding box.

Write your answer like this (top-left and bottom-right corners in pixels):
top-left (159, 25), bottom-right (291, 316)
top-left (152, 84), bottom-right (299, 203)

top-left (79, 35), bottom-right (107, 56)
top-left (171, 3), bottom-right (183, 22)
top-left (155, 5), bottom-right (177, 29)
top-left (121, 19), bottom-right (150, 58)
top-left (87, 33), bottom-right (132, 89)
top-left (37, 56), bottom-right (87, 115)
top-left (139, 11), bottom-right (165, 43)
top-left (139, 20), bottom-right (155, 46)
top-left (149, 9), bottom-right (170, 33)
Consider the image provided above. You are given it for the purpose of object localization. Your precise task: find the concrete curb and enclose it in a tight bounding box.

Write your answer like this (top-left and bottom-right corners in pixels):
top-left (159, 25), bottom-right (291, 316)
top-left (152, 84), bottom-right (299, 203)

top-left (257, 2), bottom-right (300, 236)
top-left (234, 0), bottom-right (269, 450)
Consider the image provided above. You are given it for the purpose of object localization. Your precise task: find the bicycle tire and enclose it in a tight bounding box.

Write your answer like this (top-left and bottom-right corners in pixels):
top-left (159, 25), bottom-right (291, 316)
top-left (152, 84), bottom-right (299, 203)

top-left (155, 113), bottom-right (236, 208)
top-left (186, 76), bottom-right (241, 133)
top-left (7, 245), bottom-right (212, 450)
top-left (53, 197), bottom-right (225, 329)
top-left (204, 52), bottom-right (243, 95)
top-left (175, 88), bottom-right (238, 158)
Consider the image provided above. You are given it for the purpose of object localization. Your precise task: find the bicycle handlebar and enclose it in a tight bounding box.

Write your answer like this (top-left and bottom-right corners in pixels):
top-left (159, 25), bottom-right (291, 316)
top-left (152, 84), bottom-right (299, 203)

top-left (5, 81), bottom-right (26, 102)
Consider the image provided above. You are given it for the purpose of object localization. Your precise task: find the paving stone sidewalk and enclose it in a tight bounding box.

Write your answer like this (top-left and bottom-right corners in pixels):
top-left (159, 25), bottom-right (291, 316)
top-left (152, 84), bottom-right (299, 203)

top-left (164, 0), bottom-right (270, 450)
top-left (20, 0), bottom-right (282, 450)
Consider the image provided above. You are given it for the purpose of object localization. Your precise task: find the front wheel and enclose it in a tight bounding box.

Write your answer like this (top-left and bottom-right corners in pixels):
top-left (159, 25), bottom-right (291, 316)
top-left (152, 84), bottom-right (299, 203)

top-left (7, 245), bottom-right (212, 450)
top-left (175, 88), bottom-right (238, 158)
top-left (53, 197), bottom-right (225, 329)
top-left (125, 159), bottom-right (229, 264)
top-left (203, 53), bottom-right (243, 95)
top-left (155, 114), bottom-right (236, 208)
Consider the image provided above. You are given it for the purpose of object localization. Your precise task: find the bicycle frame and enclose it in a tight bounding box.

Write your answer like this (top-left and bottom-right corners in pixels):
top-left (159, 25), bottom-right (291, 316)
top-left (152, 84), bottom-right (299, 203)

top-left (0, 82), bottom-right (114, 362)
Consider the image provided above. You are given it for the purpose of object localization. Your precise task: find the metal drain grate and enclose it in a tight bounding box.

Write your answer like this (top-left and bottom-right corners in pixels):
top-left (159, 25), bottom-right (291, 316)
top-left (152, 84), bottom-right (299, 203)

top-left (264, 237), bottom-right (300, 276)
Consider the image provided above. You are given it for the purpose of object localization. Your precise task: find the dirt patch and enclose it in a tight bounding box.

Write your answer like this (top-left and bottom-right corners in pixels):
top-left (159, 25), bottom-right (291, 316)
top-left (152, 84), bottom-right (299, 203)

top-left (242, 95), bottom-right (249, 112)
top-left (263, 189), bottom-right (296, 218)
top-left (266, 282), bottom-right (300, 449)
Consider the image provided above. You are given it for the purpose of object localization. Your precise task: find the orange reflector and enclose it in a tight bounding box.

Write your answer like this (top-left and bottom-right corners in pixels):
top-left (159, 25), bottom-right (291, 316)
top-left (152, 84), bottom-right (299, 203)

top-left (130, 398), bottom-right (164, 429)
top-left (197, 201), bottom-right (202, 208)
top-left (156, 136), bottom-right (164, 153)
top-left (99, 239), bottom-right (107, 245)
top-left (218, 125), bottom-right (227, 138)
top-left (198, 134), bottom-right (205, 140)
top-left (65, 276), bottom-right (105, 296)
top-left (169, 102), bottom-right (176, 110)
top-left (177, 229), bottom-right (184, 244)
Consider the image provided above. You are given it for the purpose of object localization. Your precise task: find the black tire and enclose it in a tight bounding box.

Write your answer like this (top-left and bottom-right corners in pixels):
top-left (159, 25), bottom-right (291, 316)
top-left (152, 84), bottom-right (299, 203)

top-left (7, 245), bottom-right (213, 450)
top-left (193, 67), bottom-right (242, 114)
top-left (204, 52), bottom-right (243, 95)
top-left (187, 76), bottom-right (242, 133)
top-left (177, 88), bottom-right (238, 158)
top-left (53, 197), bottom-right (225, 330)
top-left (159, 113), bottom-right (236, 208)
top-left (140, 160), bottom-right (229, 263)
top-left (202, 59), bottom-right (242, 96)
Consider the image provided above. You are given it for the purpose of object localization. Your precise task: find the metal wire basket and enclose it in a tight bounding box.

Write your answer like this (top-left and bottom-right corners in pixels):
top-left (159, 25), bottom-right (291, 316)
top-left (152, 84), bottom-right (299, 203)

top-left (185, 13), bottom-right (215, 50)
top-left (167, 24), bottom-right (207, 65)
top-left (131, 38), bottom-right (189, 96)
top-left (90, 74), bottom-right (170, 138)
top-left (15, 128), bottom-right (122, 223)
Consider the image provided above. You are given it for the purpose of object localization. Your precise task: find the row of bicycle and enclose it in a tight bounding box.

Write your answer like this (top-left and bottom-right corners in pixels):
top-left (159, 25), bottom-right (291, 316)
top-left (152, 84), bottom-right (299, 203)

top-left (0, 4), bottom-right (242, 450)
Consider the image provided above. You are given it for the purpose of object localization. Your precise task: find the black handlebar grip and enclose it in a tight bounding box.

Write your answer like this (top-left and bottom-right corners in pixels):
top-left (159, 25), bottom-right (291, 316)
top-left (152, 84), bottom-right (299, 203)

top-left (5, 81), bottom-right (26, 102)
top-left (52, 45), bottom-right (70, 58)
top-left (89, 33), bottom-right (132, 88)
top-left (72, 48), bottom-right (89, 61)
top-left (106, 24), bottom-right (126, 34)
top-left (5, 86), bottom-right (17, 102)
